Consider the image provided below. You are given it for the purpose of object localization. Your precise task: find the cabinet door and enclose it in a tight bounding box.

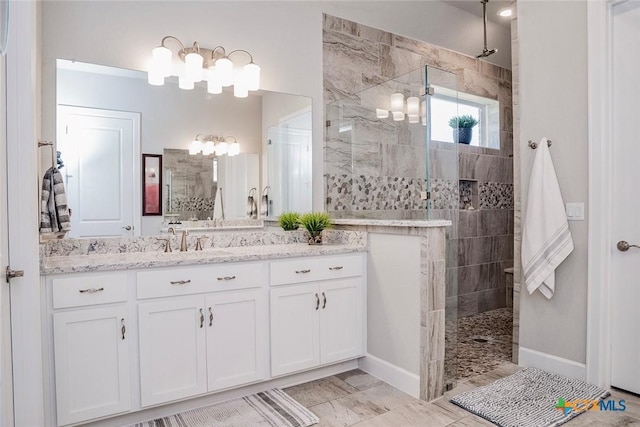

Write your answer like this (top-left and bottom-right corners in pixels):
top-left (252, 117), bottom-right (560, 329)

top-left (138, 296), bottom-right (207, 407)
top-left (205, 290), bottom-right (267, 391)
top-left (320, 278), bottom-right (364, 365)
top-left (53, 306), bottom-right (131, 426)
top-left (270, 284), bottom-right (320, 376)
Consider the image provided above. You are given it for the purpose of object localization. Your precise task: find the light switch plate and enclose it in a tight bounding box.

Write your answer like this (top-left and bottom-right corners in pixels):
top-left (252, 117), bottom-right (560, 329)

top-left (566, 203), bottom-right (585, 221)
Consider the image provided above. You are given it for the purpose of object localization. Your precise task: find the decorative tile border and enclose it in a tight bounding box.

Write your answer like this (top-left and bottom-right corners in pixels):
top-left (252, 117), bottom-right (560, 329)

top-left (327, 174), bottom-right (427, 211)
top-left (479, 183), bottom-right (514, 209)
top-left (430, 179), bottom-right (459, 210)
top-left (166, 197), bottom-right (215, 215)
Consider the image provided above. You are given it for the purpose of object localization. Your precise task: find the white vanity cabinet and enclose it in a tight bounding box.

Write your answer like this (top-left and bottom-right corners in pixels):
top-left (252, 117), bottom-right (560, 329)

top-left (137, 262), bottom-right (268, 407)
top-left (50, 273), bottom-right (132, 426)
top-left (269, 254), bottom-right (365, 377)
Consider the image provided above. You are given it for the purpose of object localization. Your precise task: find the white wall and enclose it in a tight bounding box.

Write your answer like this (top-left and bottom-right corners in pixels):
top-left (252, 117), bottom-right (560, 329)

top-left (517, 0), bottom-right (589, 368)
top-left (367, 233), bottom-right (421, 375)
top-left (41, 1), bottom-right (511, 213)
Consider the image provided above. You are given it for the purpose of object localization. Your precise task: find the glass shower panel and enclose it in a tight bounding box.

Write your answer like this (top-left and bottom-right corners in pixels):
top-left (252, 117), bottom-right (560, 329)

top-left (425, 65), bottom-right (460, 390)
top-left (325, 67), bottom-right (428, 219)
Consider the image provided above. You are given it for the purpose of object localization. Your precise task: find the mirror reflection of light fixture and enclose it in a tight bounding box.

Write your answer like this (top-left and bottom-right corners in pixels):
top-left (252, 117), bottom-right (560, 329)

top-left (148, 36), bottom-right (260, 98)
top-left (188, 134), bottom-right (240, 157)
top-left (377, 93), bottom-right (426, 125)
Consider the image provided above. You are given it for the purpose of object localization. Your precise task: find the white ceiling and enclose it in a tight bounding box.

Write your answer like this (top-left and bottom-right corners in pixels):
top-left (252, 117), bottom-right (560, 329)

top-left (442, 0), bottom-right (513, 28)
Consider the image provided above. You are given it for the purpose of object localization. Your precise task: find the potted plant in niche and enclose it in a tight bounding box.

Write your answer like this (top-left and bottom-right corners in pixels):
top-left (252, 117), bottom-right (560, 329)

top-left (448, 115), bottom-right (479, 145)
top-left (278, 211), bottom-right (300, 231)
top-left (299, 212), bottom-right (332, 245)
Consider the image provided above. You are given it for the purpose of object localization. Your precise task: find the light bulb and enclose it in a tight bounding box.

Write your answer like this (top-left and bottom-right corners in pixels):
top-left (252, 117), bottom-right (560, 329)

top-left (207, 67), bottom-right (222, 94)
top-left (147, 68), bottom-right (164, 86)
top-left (189, 139), bottom-right (202, 155)
top-left (390, 93), bottom-right (404, 113)
top-left (407, 97), bottom-right (420, 116)
top-left (234, 75), bottom-right (248, 98)
top-left (152, 46), bottom-right (173, 77)
top-left (216, 57), bottom-right (233, 87)
top-left (243, 62), bottom-right (261, 91)
top-left (376, 109), bottom-right (389, 119)
top-left (179, 75), bottom-right (194, 90)
top-left (392, 111), bottom-right (405, 121)
top-left (215, 141), bottom-right (228, 155)
top-left (202, 140), bottom-right (215, 156)
top-left (185, 52), bottom-right (204, 83)
top-left (228, 141), bottom-right (240, 156)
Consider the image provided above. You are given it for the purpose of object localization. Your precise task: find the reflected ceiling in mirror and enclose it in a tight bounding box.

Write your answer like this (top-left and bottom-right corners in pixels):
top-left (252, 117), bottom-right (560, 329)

top-left (53, 59), bottom-right (312, 237)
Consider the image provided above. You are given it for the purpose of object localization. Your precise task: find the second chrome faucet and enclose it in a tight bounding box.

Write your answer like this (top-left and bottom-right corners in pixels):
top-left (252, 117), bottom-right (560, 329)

top-left (168, 227), bottom-right (189, 252)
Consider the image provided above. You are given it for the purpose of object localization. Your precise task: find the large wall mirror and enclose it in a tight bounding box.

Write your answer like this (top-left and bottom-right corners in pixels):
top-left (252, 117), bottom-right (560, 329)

top-left (50, 59), bottom-right (312, 237)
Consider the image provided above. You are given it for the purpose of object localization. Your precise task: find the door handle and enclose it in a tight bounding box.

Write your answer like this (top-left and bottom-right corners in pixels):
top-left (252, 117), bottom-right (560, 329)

top-left (122, 225), bottom-right (132, 231)
top-left (209, 307), bottom-right (213, 326)
top-left (322, 292), bottom-right (327, 309)
top-left (315, 293), bottom-right (320, 311)
top-left (199, 309), bottom-right (204, 328)
top-left (617, 241), bottom-right (640, 252)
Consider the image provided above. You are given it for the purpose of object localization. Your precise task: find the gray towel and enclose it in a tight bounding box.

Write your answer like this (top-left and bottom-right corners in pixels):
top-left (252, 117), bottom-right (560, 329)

top-left (39, 167), bottom-right (71, 233)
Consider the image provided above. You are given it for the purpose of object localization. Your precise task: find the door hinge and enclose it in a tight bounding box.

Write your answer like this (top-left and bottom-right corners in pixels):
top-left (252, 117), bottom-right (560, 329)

top-left (6, 266), bottom-right (24, 284)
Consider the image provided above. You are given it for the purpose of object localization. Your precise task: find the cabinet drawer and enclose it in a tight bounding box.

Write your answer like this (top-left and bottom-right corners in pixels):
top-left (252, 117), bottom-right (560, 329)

top-left (52, 273), bottom-right (128, 309)
top-left (270, 254), bottom-right (363, 286)
top-left (137, 262), bottom-right (267, 299)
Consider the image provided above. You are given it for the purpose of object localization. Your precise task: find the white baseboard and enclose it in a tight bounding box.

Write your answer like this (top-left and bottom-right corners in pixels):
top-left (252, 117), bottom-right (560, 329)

top-left (519, 346), bottom-right (586, 381)
top-left (358, 354), bottom-right (420, 398)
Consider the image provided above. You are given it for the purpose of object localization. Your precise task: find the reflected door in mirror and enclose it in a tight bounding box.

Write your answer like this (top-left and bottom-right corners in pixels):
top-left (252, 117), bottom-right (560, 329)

top-left (58, 106), bottom-right (140, 237)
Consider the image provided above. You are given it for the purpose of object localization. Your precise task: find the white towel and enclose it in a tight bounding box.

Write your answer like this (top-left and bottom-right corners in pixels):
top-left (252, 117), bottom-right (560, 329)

top-left (522, 137), bottom-right (574, 299)
top-left (213, 187), bottom-right (224, 220)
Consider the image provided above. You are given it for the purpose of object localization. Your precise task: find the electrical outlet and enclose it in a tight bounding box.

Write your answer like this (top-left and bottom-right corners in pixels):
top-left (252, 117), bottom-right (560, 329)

top-left (420, 191), bottom-right (428, 200)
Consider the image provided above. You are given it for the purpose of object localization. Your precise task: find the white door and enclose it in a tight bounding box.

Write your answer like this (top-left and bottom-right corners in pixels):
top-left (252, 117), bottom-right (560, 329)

top-left (57, 106), bottom-right (140, 237)
top-left (610, 0), bottom-right (640, 395)
top-left (270, 284), bottom-right (320, 377)
top-left (320, 279), bottom-right (364, 365)
top-left (206, 290), bottom-right (267, 391)
top-left (53, 306), bottom-right (131, 426)
top-left (138, 297), bottom-right (207, 406)
top-left (0, 51), bottom-right (14, 427)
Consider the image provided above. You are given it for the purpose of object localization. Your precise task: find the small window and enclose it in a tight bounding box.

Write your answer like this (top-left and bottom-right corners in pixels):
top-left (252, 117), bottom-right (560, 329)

top-left (429, 87), bottom-right (499, 149)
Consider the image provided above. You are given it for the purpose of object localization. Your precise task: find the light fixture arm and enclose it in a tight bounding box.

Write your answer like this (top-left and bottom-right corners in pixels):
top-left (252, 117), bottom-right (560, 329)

top-left (161, 35), bottom-right (186, 52)
top-left (228, 49), bottom-right (255, 64)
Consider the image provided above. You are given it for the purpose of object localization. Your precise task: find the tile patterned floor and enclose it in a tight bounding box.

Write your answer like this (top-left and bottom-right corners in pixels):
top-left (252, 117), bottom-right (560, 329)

top-left (456, 308), bottom-right (513, 379)
top-left (285, 365), bottom-right (640, 426)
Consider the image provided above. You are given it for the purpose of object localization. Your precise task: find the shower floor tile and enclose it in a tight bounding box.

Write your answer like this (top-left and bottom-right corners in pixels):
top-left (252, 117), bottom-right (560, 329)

top-left (456, 307), bottom-right (513, 379)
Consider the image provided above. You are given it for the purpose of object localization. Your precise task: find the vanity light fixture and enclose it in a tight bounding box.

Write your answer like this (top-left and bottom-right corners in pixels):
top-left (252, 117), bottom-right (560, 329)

top-left (148, 36), bottom-right (260, 98)
top-left (189, 135), bottom-right (240, 157)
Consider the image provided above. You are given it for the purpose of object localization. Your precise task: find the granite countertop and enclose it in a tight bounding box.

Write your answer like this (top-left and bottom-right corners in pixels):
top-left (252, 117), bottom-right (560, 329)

top-left (331, 219), bottom-right (452, 228)
top-left (41, 243), bottom-right (367, 275)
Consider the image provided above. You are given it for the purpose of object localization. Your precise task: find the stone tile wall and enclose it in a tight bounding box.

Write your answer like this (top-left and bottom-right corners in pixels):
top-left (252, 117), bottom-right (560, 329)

top-left (322, 14), bottom-right (514, 321)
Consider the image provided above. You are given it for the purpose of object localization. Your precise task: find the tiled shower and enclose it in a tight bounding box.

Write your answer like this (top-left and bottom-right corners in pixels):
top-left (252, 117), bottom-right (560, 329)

top-left (322, 14), bottom-right (514, 386)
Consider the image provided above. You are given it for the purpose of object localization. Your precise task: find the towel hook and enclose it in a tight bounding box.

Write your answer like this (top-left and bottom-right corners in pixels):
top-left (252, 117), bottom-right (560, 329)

top-left (38, 140), bottom-right (57, 169)
top-left (528, 139), bottom-right (553, 150)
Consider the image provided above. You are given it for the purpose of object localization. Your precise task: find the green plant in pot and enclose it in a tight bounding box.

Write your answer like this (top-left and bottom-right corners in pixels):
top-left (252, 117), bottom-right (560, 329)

top-left (299, 212), bottom-right (332, 245)
top-left (278, 212), bottom-right (300, 231)
top-left (448, 115), bottom-right (479, 145)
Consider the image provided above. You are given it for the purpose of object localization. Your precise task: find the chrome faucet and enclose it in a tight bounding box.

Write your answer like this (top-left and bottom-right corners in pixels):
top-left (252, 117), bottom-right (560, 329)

top-left (180, 230), bottom-right (189, 252)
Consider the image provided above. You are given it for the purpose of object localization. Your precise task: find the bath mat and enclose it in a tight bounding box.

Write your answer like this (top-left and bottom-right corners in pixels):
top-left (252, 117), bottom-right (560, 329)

top-left (450, 367), bottom-right (609, 427)
top-left (133, 388), bottom-right (318, 427)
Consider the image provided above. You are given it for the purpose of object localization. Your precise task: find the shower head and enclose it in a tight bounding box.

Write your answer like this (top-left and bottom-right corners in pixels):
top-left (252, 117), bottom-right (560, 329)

top-left (477, 47), bottom-right (498, 58)
top-left (477, 0), bottom-right (498, 59)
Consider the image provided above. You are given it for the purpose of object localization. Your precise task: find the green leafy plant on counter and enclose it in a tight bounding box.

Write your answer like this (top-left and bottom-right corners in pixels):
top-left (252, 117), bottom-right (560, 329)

top-left (278, 211), bottom-right (301, 231)
top-left (299, 212), bottom-right (332, 244)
